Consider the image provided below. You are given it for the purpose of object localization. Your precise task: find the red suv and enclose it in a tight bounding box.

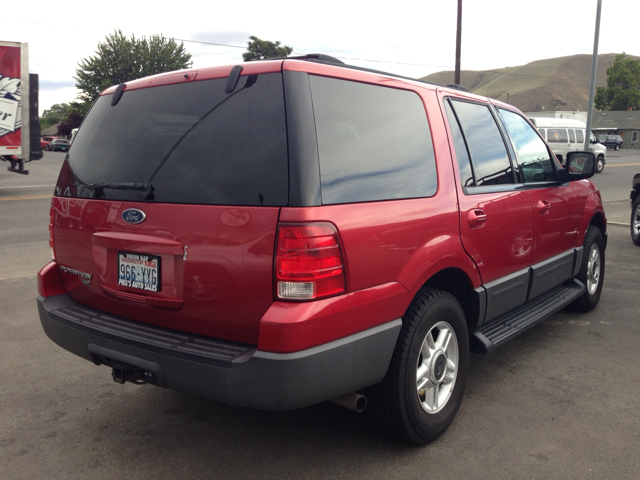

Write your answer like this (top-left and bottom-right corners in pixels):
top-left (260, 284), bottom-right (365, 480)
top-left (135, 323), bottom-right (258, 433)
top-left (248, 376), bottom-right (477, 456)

top-left (37, 55), bottom-right (606, 444)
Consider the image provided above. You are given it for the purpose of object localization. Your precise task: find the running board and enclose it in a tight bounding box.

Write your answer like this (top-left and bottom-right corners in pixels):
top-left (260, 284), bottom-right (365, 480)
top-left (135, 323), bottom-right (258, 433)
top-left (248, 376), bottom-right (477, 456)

top-left (470, 279), bottom-right (585, 355)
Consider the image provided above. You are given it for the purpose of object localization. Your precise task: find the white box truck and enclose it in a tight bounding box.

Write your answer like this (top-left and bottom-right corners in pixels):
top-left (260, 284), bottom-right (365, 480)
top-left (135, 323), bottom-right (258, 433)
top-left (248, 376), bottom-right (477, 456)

top-left (0, 41), bottom-right (42, 174)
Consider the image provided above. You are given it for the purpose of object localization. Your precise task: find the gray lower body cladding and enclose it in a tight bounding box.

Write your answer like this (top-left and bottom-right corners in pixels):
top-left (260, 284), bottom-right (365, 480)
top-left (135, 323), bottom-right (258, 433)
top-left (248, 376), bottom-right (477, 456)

top-left (37, 294), bottom-right (401, 411)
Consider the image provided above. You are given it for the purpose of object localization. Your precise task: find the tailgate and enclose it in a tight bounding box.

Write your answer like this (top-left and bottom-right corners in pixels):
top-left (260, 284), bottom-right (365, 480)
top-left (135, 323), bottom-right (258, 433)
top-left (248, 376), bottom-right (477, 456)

top-left (50, 70), bottom-right (289, 345)
top-left (53, 197), bottom-right (279, 345)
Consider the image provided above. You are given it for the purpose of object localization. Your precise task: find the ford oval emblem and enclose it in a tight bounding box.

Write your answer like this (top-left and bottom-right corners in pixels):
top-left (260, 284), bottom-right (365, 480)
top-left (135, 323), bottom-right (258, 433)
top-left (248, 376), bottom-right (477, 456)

top-left (122, 208), bottom-right (146, 224)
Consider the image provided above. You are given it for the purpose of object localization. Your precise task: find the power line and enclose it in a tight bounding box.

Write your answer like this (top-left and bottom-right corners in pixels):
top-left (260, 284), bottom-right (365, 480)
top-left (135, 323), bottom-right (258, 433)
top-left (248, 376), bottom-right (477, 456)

top-left (15, 20), bottom-right (623, 84)
top-left (173, 37), bottom-right (454, 69)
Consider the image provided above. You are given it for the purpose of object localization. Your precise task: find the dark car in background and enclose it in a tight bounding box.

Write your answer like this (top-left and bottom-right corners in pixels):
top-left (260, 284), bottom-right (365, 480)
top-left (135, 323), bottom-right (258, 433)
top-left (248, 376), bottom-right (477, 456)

top-left (46, 139), bottom-right (70, 152)
top-left (597, 134), bottom-right (623, 150)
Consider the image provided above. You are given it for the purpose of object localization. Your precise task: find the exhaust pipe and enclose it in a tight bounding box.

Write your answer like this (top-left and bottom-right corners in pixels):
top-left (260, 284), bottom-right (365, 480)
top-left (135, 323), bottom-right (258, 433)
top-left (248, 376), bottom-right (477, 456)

top-left (330, 393), bottom-right (367, 413)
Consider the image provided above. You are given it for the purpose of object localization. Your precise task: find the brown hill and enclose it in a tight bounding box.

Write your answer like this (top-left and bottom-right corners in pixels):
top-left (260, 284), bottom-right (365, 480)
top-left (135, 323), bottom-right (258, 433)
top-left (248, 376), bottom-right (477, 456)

top-left (421, 53), bottom-right (638, 112)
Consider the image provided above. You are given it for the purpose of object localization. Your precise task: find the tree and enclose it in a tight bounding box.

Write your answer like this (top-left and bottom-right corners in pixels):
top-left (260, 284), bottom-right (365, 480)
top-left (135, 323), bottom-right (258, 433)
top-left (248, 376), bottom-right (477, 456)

top-left (40, 103), bottom-right (71, 129)
top-left (74, 30), bottom-right (193, 105)
top-left (242, 36), bottom-right (293, 62)
top-left (595, 53), bottom-right (640, 111)
top-left (57, 112), bottom-right (84, 137)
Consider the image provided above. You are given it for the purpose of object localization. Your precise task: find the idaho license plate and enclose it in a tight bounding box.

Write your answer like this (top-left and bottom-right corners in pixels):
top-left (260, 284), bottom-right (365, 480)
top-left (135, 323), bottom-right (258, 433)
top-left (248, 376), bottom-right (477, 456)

top-left (118, 252), bottom-right (161, 292)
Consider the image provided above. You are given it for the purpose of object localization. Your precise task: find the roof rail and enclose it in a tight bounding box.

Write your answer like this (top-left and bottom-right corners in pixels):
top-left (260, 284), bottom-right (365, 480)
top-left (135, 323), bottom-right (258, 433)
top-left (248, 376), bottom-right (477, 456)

top-left (445, 84), bottom-right (470, 92)
top-left (258, 53), bottom-right (461, 91)
top-left (297, 53), bottom-right (345, 65)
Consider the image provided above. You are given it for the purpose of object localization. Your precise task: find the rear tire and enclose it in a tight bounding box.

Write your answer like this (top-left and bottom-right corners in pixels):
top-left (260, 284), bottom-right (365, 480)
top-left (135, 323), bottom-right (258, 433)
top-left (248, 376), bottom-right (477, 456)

top-left (366, 289), bottom-right (469, 445)
top-left (631, 196), bottom-right (640, 246)
top-left (572, 226), bottom-right (605, 312)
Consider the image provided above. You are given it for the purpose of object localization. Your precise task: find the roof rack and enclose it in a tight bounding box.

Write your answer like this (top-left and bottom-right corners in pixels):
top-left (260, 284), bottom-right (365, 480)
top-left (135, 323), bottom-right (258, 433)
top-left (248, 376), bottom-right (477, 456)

top-left (445, 84), bottom-right (470, 92)
top-left (290, 54), bottom-right (439, 88)
top-left (250, 53), bottom-right (470, 92)
top-left (293, 53), bottom-right (345, 65)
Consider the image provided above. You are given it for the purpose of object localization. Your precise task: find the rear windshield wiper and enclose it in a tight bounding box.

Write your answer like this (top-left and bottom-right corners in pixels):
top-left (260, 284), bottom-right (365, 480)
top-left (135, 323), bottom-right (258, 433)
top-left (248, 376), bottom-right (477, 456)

top-left (90, 182), bottom-right (154, 200)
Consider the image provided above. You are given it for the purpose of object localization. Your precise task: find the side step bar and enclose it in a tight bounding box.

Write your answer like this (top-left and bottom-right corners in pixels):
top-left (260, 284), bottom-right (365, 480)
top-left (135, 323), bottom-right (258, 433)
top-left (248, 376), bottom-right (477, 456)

top-left (470, 279), bottom-right (585, 355)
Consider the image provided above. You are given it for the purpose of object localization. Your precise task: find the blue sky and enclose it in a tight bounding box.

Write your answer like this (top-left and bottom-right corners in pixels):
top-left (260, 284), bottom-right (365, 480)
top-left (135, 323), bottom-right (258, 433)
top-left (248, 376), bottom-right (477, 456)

top-left (6, 0), bottom-right (637, 115)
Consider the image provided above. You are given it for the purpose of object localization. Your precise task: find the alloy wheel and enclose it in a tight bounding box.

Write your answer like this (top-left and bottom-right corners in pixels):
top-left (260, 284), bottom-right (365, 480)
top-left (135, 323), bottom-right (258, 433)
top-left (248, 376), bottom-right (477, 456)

top-left (416, 321), bottom-right (459, 414)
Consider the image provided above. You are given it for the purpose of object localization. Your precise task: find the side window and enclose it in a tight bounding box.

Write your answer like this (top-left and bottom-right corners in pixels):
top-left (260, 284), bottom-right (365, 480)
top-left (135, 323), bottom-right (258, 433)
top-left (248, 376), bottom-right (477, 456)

top-left (576, 129), bottom-right (585, 144)
top-left (537, 128), bottom-right (545, 138)
top-left (444, 100), bottom-right (474, 187)
top-left (547, 128), bottom-right (568, 143)
top-left (498, 109), bottom-right (556, 183)
top-left (633, 131), bottom-right (638, 142)
top-left (568, 129), bottom-right (576, 143)
top-left (449, 100), bottom-right (514, 186)
top-left (309, 76), bottom-right (437, 204)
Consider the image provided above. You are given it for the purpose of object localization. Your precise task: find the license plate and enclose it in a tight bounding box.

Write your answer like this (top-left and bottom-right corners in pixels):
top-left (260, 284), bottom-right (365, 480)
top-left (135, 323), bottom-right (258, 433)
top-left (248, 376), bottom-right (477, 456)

top-left (118, 252), bottom-right (161, 292)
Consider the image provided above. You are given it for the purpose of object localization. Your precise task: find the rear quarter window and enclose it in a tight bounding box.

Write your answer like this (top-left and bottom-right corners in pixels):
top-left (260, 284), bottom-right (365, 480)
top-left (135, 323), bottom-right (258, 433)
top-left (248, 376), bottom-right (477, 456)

top-left (309, 76), bottom-right (437, 204)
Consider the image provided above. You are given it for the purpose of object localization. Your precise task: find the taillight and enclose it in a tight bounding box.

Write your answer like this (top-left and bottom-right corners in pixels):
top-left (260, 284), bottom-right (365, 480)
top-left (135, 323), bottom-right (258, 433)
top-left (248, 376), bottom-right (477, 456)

top-left (49, 202), bottom-right (56, 261)
top-left (276, 223), bottom-right (347, 300)
top-left (38, 261), bottom-right (66, 297)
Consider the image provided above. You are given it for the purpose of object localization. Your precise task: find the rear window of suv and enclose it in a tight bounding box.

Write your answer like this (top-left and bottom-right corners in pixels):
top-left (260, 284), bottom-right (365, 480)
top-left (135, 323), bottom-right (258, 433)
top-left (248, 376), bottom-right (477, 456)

top-left (309, 76), bottom-right (437, 204)
top-left (63, 73), bottom-right (288, 206)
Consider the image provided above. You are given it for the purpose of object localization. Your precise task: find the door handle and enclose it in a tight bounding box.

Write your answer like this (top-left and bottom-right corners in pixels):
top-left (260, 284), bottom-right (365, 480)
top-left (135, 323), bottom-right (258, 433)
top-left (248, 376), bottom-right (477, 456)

top-left (537, 199), bottom-right (551, 215)
top-left (468, 209), bottom-right (487, 229)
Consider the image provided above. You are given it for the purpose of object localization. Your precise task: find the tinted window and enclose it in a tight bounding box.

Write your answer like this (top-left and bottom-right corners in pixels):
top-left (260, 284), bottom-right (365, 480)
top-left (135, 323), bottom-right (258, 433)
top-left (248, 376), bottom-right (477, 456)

top-left (576, 129), bottom-right (584, 144)
top-left (547, 129), bottom-right (568, 143)
top-left (568, 129), bottom-right (576, 143)
top-left (444, 100), bottom-right (474, 187)
top-left (61, 74), bottom-right (288, 206)
top-left (499, 109), bottom-right (556, 183)
top-left (309, 76), bottom-right (437, 204)
top-left (449, 100), bottom-right (514, 186)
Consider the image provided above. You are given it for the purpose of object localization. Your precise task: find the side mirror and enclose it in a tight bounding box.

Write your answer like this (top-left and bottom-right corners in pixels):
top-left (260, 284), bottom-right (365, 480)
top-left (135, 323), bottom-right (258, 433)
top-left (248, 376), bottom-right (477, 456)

top-left (560, 152), bottom-right (596, 181)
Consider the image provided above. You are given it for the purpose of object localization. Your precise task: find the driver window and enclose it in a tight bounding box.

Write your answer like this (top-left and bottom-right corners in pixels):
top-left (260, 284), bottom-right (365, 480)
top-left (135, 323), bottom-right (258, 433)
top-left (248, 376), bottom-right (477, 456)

top-left (499, 109), bottom-right (557, 183)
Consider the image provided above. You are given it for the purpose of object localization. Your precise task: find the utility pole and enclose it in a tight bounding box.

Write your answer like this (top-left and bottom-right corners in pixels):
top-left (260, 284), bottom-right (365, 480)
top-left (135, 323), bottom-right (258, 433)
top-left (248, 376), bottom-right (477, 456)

top-left (584, 0), bottom-right (602, 151)
top-left (455, 0), bottom-right (462, 85)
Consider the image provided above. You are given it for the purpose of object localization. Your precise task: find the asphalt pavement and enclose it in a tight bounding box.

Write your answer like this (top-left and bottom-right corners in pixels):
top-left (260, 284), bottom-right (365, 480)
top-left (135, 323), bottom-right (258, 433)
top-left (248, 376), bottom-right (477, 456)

top-left (1, 150), bottom-right (639, 479)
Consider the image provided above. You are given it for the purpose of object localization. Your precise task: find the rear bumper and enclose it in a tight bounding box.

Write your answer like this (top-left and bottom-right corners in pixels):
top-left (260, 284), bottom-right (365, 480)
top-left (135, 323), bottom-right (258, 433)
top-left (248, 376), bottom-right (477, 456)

top-left (37, 294), bottom-right (401, 411)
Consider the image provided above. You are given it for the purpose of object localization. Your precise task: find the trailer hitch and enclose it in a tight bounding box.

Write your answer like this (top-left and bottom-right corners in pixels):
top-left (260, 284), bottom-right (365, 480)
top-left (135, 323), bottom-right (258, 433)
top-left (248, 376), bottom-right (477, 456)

top-left (111, 362), bottom-right (153, 385)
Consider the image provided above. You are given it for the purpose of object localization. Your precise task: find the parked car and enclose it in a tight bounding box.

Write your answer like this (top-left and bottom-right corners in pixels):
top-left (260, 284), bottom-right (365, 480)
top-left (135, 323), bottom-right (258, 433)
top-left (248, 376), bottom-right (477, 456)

top-left (596, 134), bottom-right (623, 150)
top-left (40, 136), bottom-right (57, 149)
top-left (46, 139), bottom-right (70, 152)
top-left (529, 117), bottom-right (607, 173)
top-left (631, 172), bottom-right (640, 245)
top-left (37, 55), bottom-right (606, 445)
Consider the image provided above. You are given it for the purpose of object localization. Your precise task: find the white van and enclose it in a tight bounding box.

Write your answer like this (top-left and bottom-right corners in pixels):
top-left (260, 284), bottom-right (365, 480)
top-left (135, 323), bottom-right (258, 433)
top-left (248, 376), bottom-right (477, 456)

top-left (529, 117), bottom-right (606, 173)
top-left (69, 128), bottom-right (79, 145)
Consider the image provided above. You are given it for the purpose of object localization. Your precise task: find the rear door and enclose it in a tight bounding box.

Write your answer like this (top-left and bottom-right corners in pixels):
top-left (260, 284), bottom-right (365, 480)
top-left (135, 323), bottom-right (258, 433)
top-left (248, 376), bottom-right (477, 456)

top-left (53, 71), bottom-right (288, 345)
top-left (443, 96), bottom-right (533, 323)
